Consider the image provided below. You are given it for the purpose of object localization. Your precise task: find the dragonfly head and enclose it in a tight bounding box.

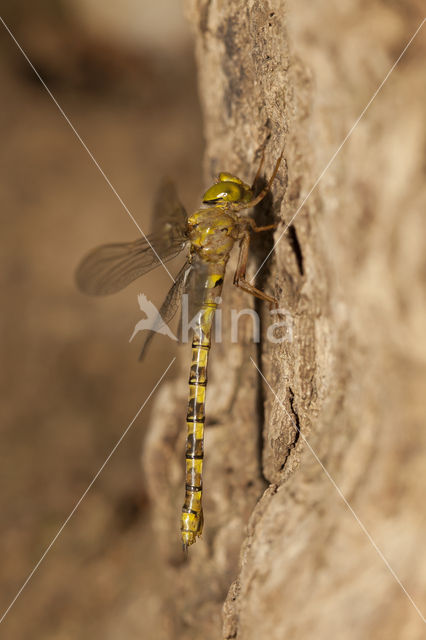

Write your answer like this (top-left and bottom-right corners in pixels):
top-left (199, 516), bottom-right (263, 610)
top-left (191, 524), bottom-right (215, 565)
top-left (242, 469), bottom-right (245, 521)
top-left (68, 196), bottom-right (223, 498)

top-left (202, 173), bottom-right (253, 205)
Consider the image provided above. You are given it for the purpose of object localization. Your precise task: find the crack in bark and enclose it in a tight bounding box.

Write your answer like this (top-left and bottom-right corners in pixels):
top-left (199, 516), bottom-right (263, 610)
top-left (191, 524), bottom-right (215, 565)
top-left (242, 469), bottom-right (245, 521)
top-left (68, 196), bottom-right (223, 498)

top-left (255, 342), bottom-right (268, 484)
top-left (288, 224), bottom-right (304, 275)
top-left (280, 387), bottom-right (301, 470)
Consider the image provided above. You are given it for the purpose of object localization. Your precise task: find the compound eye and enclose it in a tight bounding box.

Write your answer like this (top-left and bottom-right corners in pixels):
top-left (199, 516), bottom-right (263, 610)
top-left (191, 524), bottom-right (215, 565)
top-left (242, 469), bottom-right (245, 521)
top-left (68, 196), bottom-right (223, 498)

top-left (202, 181), bottom-right (243, 203)
top-left (218, 172), bottom-right (242, 184)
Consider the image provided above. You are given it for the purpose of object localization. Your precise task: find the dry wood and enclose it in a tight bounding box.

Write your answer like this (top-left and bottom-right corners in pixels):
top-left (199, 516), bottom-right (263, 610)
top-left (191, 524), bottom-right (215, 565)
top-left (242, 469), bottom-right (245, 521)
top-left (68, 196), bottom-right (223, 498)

top-left (143, 2), bottom-right (426, 638)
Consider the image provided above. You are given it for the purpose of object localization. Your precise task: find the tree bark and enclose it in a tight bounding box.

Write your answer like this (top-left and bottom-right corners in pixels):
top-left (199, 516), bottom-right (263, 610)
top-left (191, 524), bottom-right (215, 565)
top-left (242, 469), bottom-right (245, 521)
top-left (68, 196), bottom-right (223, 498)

top-left (143, 2), bottom-right (426, 638)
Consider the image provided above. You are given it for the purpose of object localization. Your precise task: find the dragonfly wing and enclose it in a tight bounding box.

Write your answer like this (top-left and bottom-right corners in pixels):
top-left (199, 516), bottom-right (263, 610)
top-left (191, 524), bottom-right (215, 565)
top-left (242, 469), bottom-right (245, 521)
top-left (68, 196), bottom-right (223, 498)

top-left (138, 257), bottom-right (215, 359)
top-left (138, 260), bottom-right (193, 359)
top-left (177, 257), bottom-right (211, 343)
top-left (75, 234), bottom-right (187, 295)
top-left (76, 179), bottom-right (188, 296)
top-left (152, 179), bottom-right (188, 237)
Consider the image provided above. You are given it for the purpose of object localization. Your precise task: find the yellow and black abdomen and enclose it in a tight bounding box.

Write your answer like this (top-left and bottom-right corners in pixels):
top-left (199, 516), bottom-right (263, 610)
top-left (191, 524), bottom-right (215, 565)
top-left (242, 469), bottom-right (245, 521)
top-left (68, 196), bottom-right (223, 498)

top-left (181, 267), bottom-right (226, 549)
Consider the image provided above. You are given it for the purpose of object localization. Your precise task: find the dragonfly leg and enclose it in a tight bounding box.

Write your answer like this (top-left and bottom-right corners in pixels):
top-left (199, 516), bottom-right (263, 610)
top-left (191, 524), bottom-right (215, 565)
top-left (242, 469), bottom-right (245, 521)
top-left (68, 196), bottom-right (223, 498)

top-left (233, 233), bottom-right (278, 307)
top-left (246, 218), bottom-right (278, 233)
top-left (231, 151), bottom-right (283, 213)
top-left (250, 148), bottom-right (265, 190)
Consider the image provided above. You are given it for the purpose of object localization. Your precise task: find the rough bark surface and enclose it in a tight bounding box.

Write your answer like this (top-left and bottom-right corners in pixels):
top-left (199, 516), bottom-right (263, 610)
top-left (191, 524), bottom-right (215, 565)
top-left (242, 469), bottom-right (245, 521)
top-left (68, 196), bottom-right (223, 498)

top-left (143, 2), bottom-right (426, 638)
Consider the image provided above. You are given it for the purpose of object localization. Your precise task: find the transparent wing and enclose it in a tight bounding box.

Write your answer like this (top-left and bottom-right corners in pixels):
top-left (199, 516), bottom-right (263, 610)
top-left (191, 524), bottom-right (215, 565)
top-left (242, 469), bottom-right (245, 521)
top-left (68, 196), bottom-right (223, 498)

top-left (138, 257), bottom-right (211, 359)
top-left (177, 257), bottom-right (210, 339)
top-left (138, 260), bottom-right (194, 359)
top-left (76, 179), bottom-right (188, 296)
top-left (75, 234), bottom-right (187, 296)
top-left (152, 179), bottom-right (188, 235)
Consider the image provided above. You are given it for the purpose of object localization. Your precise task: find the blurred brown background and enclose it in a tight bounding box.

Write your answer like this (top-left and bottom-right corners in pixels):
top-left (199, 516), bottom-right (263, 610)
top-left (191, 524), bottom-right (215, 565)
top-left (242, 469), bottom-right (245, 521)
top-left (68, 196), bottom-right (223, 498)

top-left (0, 2), bottom-right (202, 638)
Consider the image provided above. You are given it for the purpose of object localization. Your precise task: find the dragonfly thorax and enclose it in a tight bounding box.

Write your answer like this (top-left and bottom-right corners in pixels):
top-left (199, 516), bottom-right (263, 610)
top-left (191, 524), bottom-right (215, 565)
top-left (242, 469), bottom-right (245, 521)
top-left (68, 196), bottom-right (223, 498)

top-left (187, 208), bottom-right (237, 261)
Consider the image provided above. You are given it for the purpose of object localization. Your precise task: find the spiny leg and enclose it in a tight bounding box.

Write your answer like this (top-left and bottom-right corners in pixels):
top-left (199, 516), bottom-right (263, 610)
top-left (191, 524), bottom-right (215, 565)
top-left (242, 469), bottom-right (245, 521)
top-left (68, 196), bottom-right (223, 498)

top-left (231, 150), bottom-right (283, 213)
top-left (246, 218), bottom-right (278, 233)
top-left (233, 232), bottom-right (278, 307)
top-left (251, 148), bottom-right (265, 190)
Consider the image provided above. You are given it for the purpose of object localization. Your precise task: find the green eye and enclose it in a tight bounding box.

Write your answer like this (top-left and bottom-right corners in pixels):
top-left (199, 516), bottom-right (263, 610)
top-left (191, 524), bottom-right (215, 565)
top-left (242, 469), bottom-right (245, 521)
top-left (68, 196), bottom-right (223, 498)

top-left (202, 181), bottom-right (243, 203)
top-left (218, 172), bottom-right (243, 184)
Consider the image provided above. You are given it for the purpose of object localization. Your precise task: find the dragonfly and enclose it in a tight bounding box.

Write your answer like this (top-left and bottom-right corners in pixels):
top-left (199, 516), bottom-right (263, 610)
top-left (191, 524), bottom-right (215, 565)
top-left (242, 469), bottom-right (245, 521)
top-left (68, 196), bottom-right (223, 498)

top-left (76, 151), bottom-right (283, 550)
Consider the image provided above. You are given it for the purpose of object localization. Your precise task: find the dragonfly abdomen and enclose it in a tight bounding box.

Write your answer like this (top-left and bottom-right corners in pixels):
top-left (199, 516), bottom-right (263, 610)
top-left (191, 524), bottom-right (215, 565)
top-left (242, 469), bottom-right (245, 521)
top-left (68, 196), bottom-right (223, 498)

top-left (181, 268), bottom-right (225, 549)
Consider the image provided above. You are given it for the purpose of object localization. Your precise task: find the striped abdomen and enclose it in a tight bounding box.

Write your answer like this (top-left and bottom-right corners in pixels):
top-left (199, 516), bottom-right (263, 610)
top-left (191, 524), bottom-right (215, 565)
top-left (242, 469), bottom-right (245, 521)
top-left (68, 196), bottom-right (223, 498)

top-left (181, 269), bottom-right (224, 549)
